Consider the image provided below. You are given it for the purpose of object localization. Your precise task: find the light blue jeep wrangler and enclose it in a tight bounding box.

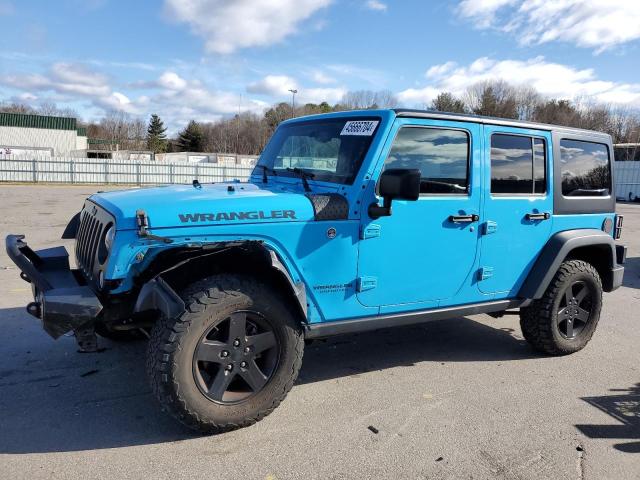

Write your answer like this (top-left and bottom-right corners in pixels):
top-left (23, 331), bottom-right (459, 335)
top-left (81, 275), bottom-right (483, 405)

top-left (6, 109), bottom-right (626, 432)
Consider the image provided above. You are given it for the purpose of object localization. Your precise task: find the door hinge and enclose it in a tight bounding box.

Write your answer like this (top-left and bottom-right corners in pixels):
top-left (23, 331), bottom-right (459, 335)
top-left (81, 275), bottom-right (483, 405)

top-left (483, 220), bottom-right (497, 235)
top-left (356, 276), bottom-right (378, 292)
top-left (478, 267), bottom-right (494, 281)
top-left (360, 224), bottom-right (381, 240)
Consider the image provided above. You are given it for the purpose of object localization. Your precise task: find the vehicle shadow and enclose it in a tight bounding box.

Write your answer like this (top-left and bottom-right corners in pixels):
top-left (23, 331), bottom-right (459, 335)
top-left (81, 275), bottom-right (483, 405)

top-left (298, 316), bottom-right (537, 385)
top-left (575, 383), bottom-right (640, 453)
top-left (622, 256), bottom-right (640, 290)
top-left (0, 307), bottom-right (537, 454)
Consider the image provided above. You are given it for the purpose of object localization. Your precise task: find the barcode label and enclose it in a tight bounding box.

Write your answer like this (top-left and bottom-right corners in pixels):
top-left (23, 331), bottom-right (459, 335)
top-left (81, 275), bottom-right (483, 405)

top-left (340, 120), bottom-right (379, 136)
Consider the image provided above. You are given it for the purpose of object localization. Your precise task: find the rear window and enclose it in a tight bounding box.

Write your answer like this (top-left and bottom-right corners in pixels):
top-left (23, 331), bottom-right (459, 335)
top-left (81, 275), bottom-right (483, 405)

top-left (560, 139), bottom-right (611, 197)
top-left (490, 134), bottom-right (546, 194)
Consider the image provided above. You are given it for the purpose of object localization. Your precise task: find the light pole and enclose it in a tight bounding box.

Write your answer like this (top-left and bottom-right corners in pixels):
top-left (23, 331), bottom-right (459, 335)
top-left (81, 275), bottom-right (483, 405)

top-left (288, 89), bottom-right (298, 118)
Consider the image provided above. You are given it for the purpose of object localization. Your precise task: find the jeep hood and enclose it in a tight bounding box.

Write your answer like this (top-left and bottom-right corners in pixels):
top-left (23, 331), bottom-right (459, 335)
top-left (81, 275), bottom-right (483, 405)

top-left (90, 183), bottom-right (316, 230)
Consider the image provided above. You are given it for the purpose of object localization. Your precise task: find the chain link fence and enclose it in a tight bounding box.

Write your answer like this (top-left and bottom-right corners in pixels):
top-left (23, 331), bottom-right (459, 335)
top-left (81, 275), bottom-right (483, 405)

top-left (0, 156), bottom-right (254, 185)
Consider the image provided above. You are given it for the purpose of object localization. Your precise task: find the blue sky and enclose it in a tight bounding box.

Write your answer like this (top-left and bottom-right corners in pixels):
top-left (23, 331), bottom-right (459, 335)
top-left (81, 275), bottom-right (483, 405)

top-left (1, 0), bottom-right (639, 131)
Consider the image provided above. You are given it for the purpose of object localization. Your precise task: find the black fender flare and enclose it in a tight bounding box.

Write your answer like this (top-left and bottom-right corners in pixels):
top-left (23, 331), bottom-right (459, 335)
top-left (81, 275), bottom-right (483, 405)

top-left (61, 212), bottom-right (81, 239)
top-left (132, 243), bottom-right (308, 321)
top-left (519, 229), bottom-right (617, 300)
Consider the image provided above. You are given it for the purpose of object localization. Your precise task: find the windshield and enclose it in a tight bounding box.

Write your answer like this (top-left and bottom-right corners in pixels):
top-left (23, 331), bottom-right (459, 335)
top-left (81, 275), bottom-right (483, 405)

top-left (255, 117), bottom-right (380, 185)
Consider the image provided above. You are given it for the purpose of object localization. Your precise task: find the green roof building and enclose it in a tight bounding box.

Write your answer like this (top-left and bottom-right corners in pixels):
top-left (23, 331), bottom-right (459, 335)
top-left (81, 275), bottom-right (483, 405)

top-left (0, 112), bottom-right (88, 156)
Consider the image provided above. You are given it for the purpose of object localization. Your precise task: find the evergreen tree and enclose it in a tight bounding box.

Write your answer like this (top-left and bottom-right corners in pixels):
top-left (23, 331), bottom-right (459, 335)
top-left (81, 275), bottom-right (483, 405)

top-left (430, 92), bottom-right (466, 114)
top-left (146, 114), bottom-right (168, 153)
top-left (176, 120), bottom-right (205, 152)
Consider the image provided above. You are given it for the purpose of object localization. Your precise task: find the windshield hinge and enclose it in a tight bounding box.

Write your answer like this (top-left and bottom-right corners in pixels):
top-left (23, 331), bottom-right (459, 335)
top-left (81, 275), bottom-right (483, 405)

top-left (136, 210), bottom-right (173, 244)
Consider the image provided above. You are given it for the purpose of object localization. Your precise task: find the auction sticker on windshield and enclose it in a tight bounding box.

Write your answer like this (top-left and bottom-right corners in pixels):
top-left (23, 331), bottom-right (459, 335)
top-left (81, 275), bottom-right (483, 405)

top-left (340, 120), bottom-right (379, 136)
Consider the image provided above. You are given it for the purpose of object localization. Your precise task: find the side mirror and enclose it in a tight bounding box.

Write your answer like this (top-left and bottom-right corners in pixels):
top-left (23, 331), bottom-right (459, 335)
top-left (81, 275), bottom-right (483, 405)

top-left (368, 168), bottom-right (421, 219)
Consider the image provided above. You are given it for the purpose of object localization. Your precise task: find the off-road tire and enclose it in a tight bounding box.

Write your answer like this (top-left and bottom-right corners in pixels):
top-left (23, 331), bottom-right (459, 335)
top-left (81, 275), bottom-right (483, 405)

top-left (146, 274), bottom-right (304, 433)
top-left (520, 260), bottom-right (602, 355)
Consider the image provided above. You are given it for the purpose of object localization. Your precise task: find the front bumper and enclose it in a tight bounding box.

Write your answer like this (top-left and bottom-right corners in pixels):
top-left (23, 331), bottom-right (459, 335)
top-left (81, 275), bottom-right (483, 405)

top-left (5, 234), bottom-right (102, 338)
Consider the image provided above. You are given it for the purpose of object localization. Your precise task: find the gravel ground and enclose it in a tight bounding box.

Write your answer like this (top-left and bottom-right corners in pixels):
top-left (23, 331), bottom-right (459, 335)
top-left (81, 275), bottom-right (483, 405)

top-left (0, 184), bottom-right (638, 480)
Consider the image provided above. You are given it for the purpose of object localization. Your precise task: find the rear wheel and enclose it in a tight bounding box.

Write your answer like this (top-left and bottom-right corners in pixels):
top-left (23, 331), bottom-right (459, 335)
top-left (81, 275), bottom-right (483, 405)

top-left (520, 260), bottom-right (602, 355)
top-left (146, 274), bottom-right (304, 433)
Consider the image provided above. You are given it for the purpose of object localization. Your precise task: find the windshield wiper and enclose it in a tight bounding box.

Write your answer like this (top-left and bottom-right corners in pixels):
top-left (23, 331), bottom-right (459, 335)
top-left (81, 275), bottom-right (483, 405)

top-left (286, 167), bottom-right (315, 192)
top-left (255, 165), bottom-right (277, 184)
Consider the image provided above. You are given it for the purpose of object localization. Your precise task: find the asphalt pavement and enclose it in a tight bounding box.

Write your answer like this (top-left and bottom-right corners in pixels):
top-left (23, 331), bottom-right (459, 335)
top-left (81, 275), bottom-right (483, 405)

top-left (0, 184), bottom-right (638, 479)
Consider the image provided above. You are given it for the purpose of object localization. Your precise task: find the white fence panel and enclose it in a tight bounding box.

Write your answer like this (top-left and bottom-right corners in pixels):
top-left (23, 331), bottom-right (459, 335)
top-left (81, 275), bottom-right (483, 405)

top-left (0, 156), bottom-right (254, 185)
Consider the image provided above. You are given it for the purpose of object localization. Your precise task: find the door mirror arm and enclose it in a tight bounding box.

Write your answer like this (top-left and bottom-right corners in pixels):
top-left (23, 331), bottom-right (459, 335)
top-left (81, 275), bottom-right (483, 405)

top-left (368, 168), bottom-right (421, 219)
top-left (368, 196), bottom-right (393, 219)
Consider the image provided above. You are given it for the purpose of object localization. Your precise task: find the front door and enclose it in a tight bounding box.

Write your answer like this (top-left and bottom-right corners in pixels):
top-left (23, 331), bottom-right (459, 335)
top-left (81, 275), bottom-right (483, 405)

top-left (357, 119), bottom-right (482, 308)
top-left (478, 125), bottom-right (553, 295)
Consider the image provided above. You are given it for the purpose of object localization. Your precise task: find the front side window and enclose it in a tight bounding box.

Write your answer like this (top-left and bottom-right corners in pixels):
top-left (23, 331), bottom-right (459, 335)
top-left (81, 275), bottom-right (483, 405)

top-left (560, 139), bottom-right (611, 196)
top-left (256, 118), bottom-right (379, 184)
top-left (384, 127), bottom-right (469, 194)
top-left (491, 134), bottom-right (546, 194)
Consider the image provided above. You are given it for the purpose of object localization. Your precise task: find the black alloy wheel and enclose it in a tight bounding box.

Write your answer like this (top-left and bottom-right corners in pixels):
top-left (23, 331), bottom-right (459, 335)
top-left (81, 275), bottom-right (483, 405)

top-left (519, 260), bottom-right (603, 356)
top-left (193, 311), bottom-right (280, 404)
top-left (556, 280), bottom-right (594, 340)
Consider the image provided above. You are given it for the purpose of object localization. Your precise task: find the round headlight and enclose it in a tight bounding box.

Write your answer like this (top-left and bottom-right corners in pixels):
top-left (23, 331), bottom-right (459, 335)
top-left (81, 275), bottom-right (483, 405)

top-left (104, 226), bottom-right (115, 251)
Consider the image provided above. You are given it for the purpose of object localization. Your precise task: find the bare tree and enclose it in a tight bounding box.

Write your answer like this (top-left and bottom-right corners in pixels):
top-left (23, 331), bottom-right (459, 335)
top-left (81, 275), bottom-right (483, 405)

top-left (340, 90), bottom-right (398, 110)
top-left (464, 80), bottom-right (518, 119)
top-left (0, 102), bottom-right (35, 114)
top-left (37, 101), bottom-right (78, 118)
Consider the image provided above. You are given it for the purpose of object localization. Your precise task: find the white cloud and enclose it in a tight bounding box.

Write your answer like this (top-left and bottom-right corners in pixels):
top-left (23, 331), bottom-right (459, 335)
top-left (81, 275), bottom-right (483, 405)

top-left (164, 0), bottom-right (332, 54)
top-left (426, 61), bottom-right (457, 78)
top-left (365, 0), bottom-right (387, 12)
top-left (398, 56), bottom-right (640, 106)
top-left (247, 75), bottom-right (298, 96)
top-left (18, 92), bottom-right (38, 102)
top-left (246, 74), bottom-right (345, 104)
top-left (298, 87), bottom-right (346, 104)
top-left (3, 63), bottom-right (112, 98)
top-left (310, 70), bottom-right (336, 85)
top-left (0, 63), bottom-right (269, 127)
top-left (457, 0), bottom-right (640, 52)
top-left (158, 71), bottom-right (188, 90)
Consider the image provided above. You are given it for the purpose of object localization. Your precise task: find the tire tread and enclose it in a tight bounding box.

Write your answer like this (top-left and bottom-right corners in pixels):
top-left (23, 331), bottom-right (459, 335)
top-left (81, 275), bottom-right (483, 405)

top-left (520, 260), bottom-right (602, 356)
top-left (146, 274), bottom-right (304, 433)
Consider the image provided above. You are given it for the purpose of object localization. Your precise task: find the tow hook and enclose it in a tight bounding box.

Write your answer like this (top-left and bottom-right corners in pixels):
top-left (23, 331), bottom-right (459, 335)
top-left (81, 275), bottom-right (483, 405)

top-left (75, 324), bottom-right (100, 353)
top-left (26, 301), bottom-right (41, 319)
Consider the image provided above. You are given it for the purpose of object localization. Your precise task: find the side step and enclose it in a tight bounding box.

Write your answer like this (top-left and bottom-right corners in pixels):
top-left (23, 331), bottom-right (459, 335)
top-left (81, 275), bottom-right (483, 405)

top-left (305, 299), bottom-right (522, 339)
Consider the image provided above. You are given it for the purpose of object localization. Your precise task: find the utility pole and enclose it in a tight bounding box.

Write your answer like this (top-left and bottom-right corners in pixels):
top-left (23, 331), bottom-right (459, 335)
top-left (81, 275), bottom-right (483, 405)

top-left (236, 94), bottom-right (241, 156)
top-left (288, 89), bottom-right (298, 118)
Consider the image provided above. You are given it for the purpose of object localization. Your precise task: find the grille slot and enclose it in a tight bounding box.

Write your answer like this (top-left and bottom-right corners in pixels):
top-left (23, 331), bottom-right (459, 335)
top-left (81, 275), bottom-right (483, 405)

top-left (75, 207), bottom-right (106, 279)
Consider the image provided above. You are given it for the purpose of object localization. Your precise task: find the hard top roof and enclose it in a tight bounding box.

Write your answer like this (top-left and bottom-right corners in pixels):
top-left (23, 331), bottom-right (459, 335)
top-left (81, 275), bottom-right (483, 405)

top-left (393, 109), bottom-right (611, 138)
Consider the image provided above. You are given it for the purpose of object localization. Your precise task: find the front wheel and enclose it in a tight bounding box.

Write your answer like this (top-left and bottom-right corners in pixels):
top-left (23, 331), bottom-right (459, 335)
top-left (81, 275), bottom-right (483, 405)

top-left (146, 274), bottom-right (304, 433)
top-left (520, 260), bottom-right (603, 355)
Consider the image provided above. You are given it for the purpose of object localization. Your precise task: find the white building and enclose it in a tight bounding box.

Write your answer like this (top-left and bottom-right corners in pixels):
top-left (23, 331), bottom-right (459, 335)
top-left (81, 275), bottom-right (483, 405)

top-left (0, 112), bottom-right (87, 157)
top-left (156, 152), bottom-right (259, 166)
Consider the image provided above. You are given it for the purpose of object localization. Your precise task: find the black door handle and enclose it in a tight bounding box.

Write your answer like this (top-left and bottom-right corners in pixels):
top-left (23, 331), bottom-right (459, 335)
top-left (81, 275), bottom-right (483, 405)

top-left (449, 214), bottom-right (479, 223)
top-left (525, 212), bottom-right (551, 221)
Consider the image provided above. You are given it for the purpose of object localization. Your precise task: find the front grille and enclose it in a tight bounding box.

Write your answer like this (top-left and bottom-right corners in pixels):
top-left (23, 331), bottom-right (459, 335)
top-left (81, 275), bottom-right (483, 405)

top-left (75, 202), bottom-right (112, 281)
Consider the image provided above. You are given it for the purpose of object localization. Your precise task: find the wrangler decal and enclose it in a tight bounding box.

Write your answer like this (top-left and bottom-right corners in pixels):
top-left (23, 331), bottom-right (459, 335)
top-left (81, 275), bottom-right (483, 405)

top-left (178, 210), bottom-right (297, 223)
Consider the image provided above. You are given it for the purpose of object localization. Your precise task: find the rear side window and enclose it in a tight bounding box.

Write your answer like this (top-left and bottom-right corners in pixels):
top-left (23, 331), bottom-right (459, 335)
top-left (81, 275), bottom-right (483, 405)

top-left (491, 134), bottom-right (546, 194)
top-left (384, 127), bottom-right (469, 194)
top-left (560, 139), bottom-right (611, 197)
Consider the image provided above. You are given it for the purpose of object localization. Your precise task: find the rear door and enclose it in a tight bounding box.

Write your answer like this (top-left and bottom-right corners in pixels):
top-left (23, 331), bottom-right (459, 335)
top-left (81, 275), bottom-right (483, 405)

top-left (478, 125), bottom-right (553, 295)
